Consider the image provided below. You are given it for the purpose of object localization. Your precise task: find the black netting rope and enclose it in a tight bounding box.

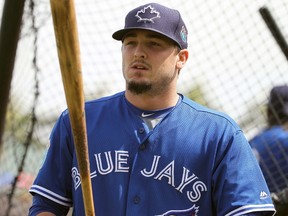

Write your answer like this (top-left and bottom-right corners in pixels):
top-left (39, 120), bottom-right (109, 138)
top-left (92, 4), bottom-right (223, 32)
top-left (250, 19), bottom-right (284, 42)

top-left (5, 0), bottom-right (40, 215)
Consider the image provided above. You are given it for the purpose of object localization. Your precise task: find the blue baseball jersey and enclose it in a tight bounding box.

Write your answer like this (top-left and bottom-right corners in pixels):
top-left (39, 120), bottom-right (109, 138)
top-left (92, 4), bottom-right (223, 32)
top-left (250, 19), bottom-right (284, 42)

top-left (250, 126), bottom-right (288, 193)
top-left (29, 92), bottom-right (275, 215)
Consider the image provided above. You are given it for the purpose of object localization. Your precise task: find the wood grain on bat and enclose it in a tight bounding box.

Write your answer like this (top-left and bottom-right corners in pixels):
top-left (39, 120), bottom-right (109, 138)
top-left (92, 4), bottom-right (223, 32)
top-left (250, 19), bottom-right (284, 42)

top-left (50, 0), bottom-right (95, 215)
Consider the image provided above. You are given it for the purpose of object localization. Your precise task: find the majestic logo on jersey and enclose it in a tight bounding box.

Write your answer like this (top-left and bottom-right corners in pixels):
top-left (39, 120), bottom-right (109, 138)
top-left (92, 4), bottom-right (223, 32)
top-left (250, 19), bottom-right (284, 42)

top-left (260, 191), bottom-right (269, 200)
top-left (135, 5), bottom-right (161, 23)
top-left (157, 204), bottom-right (199, 216)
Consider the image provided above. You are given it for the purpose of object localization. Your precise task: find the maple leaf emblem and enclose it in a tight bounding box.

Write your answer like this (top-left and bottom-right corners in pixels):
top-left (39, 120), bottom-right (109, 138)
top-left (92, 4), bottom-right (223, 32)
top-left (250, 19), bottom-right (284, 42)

top-left (135, 5), bottom-right (161, 23)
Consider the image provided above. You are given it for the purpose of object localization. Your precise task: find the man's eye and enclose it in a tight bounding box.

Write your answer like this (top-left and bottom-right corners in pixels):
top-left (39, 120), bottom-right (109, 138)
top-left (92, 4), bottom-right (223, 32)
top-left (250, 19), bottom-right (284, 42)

top-left (150, 42), bottom-right (161, 46)
top-left (124, 41), bottom-right (135, 46)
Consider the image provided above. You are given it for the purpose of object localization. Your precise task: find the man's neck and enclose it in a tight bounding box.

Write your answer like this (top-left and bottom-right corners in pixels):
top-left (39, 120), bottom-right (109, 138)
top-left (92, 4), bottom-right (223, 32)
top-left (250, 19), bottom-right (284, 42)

top-left (125, 91), bottom-right (179, 110)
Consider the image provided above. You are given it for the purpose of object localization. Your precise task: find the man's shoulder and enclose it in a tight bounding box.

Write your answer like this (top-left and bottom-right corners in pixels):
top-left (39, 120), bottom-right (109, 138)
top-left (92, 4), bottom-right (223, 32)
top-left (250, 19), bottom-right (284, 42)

top-left (180, 94), bottom-right (240, 129)
top-left (85, 91), bottom-right (125, 108)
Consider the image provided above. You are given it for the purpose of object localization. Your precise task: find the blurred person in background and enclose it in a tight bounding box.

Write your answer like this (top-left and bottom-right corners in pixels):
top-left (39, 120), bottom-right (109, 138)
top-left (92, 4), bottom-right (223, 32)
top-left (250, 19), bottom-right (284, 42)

top-left (250, 85), bottom-right (288, 216)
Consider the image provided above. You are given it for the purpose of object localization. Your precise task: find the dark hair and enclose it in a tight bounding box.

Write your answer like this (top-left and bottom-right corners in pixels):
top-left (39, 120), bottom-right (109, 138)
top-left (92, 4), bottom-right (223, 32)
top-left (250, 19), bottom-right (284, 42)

top-left (267, 85), bottom-right (288, 127)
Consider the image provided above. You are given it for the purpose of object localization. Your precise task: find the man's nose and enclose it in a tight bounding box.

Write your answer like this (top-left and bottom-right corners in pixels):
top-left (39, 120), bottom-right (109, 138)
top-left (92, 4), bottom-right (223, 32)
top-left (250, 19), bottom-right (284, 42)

top-left (134, 44), bottom-right (147, 58)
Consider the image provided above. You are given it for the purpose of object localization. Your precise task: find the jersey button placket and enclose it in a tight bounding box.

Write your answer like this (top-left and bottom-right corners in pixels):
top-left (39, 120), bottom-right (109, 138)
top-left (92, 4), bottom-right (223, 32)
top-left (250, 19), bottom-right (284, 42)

top-left (139, 143), bottom-right (146, 150)
top-left (138, 127), bottom-right (145, 134)
top-left (137, 127), bottom-right (149, 150)
top-left (133, 195), bottom-right (141, 204)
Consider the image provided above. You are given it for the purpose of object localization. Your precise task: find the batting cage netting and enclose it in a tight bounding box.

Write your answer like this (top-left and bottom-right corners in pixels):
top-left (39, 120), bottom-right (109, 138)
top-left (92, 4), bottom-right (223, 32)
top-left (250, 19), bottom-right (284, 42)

top-left (0, 0), bottom-right (287, 215)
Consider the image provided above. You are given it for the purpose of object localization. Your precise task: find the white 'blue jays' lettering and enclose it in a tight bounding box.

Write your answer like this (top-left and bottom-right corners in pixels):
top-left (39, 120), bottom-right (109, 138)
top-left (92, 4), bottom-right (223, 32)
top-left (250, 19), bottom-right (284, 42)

top-left (72, 153), bottom-right (207, 203)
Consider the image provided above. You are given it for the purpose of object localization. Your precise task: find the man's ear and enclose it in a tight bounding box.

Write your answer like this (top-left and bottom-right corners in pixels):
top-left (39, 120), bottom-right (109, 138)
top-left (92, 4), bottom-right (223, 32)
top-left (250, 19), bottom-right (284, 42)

top-left (176, 49), bottom-right (189, 69)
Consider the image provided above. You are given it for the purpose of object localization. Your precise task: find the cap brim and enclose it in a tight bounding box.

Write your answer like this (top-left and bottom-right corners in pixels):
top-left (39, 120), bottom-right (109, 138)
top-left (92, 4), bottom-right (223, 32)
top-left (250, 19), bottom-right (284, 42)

top-left (112, 27), bottom-right (180, 42)
top-left (112, 27), bottom-right (182, 49)
top-left (112, 27), bottom-right (171, 41)
top-left (112, 28), bottom-right (140, 41)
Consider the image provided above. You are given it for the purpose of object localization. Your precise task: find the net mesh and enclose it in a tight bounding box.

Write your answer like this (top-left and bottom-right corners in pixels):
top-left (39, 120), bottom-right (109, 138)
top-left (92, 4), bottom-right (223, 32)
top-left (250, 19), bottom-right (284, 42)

top-left (0, 0), bottom-right (288, 215)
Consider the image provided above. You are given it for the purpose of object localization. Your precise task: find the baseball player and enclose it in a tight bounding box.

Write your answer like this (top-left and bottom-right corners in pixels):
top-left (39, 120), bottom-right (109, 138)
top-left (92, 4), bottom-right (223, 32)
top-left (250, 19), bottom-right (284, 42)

top-left (250, 85), bottom-right (288, 216)
top-left (29, 3), bottom-right (276, 216)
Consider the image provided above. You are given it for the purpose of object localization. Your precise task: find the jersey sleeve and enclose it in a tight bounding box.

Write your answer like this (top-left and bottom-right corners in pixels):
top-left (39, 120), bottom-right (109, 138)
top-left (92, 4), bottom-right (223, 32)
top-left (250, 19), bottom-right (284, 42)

top-left (212, 130), bottom-right (276, 215)
top-left (29, 111), bottom-right (74, 207)
top-left (28, 194), bottom-right (70, 216)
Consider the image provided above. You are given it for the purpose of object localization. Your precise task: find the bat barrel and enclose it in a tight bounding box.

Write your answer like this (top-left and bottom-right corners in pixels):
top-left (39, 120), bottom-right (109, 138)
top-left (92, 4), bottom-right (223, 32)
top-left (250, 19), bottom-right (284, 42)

top-left (50, 0), bottom-right (95, 215)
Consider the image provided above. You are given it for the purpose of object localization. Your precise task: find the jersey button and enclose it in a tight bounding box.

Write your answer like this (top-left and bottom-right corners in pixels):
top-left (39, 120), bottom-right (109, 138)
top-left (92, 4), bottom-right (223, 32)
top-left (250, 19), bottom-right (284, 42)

top-left (139, 143), bottom-right (146, 150)
top-left (138, 128), bottom-right (145, 134)
top-left (133, 195), bottom-right (141, 204)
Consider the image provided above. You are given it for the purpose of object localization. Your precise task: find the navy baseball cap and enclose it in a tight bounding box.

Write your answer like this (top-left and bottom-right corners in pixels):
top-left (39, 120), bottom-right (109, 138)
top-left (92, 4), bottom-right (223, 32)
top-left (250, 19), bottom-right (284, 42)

top-left (112, 3), bottom-right (188, 49)
top-left (269, 85), bottom-right (288, 115)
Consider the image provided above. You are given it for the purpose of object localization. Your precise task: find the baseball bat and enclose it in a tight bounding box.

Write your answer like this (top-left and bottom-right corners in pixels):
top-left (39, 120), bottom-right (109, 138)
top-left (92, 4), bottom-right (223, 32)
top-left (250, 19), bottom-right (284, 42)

top-left (49, 0), bottom-right (95, 215)
top-left (259, 6), bottom-right (288, 61)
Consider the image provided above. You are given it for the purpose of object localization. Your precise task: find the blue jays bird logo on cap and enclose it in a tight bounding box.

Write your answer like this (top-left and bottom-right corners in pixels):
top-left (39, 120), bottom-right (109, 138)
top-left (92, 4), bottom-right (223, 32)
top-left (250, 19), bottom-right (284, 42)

top-left (135, 5), bottom-right (161, 23)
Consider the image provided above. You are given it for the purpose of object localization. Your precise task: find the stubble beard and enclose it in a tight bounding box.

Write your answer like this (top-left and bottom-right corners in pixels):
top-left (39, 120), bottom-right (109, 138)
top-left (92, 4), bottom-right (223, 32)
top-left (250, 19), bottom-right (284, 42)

top-left (127, 72), bottom-right (177, 96)
top-left (125, 66), bottom-right (178, 96)
top-left (127, 81), bottom-right (152, 95)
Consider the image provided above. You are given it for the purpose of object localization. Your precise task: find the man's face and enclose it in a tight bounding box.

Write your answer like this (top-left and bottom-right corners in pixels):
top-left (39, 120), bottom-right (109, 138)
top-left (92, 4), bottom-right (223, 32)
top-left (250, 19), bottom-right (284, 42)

top-left (121, 29), bottom-right (181, 96)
